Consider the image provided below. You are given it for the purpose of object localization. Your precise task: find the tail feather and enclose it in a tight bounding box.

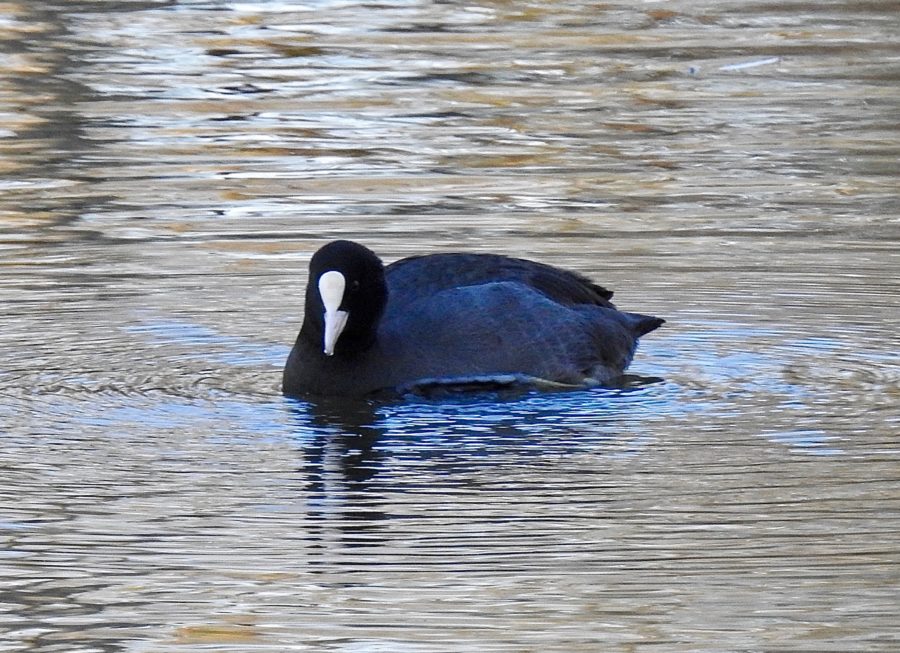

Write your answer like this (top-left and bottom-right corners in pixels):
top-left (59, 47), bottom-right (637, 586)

top-left (629, 314), bottom-right (665, 337)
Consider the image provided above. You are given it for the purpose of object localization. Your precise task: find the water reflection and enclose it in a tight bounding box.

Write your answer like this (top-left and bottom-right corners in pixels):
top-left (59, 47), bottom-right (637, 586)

top-left (287, 382), bottom-right (666, 465)
top-left (285, 385), bottom-right (653, 496)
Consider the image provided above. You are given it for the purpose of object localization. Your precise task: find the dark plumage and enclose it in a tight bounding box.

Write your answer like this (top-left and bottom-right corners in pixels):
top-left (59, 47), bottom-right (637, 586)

top-left (283, 240), bottom-right (664, 397)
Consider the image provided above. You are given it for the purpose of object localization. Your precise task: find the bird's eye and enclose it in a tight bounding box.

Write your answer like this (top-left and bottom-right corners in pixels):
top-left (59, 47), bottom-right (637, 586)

top-left (351, 280), bottom-right (361, 292)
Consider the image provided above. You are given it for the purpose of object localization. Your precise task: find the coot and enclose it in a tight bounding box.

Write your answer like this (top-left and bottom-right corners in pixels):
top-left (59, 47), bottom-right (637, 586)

top-left (283, 240), bottom-right (664, 397)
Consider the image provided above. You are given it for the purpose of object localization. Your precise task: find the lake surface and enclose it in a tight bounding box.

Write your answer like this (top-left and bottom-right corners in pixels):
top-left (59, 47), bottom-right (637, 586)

top-left (1, 1), bottom-right (898, 651)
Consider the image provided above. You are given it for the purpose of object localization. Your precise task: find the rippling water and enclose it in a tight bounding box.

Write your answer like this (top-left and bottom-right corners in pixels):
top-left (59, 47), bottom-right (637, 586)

top-left (1, 1), bottom-right (898, 651)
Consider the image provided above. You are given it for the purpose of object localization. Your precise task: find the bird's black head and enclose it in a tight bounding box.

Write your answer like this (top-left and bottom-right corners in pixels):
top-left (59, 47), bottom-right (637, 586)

top-left (301, 240), bottom-right (388, 356)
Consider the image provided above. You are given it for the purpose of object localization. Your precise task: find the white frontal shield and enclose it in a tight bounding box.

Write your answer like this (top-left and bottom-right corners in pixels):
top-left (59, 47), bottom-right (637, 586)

top-left (318, 270), bottom-right (349, 356)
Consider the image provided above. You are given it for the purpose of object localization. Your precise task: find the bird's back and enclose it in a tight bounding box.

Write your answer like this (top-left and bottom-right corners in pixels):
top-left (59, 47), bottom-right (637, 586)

top-left (385, 253), bottom-right (617, 313)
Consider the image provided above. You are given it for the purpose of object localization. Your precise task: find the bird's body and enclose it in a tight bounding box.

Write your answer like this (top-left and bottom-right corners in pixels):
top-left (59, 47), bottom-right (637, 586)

top-left (283, 241), bottom-right (664, 398)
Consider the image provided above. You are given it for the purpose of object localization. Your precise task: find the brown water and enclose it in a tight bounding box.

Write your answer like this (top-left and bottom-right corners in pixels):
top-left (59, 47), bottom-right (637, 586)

top-left (1, 1), bottom-right (898, 651)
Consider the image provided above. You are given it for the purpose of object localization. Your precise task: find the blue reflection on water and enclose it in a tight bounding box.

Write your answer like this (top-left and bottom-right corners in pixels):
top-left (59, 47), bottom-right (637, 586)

top-left (284, 382), bottom-right (670, 455)
top-left (762, 429), bottom-right (844, 455)
top-left (124, 320), bottom-right (288, 366)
